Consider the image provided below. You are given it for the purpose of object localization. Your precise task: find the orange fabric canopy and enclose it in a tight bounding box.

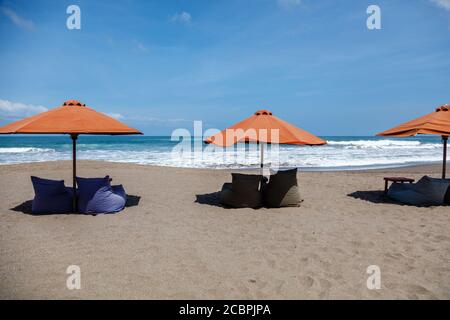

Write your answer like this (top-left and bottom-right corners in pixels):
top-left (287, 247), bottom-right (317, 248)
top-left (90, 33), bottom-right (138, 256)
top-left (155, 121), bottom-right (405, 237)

top-left (204, 109), bottom-right (326, 147)
top-left (0, 100), bottom-right (141, 135)
top-left (377, 105), bottom-right (450, 137)
top-left (377, 104), bottom-right (450, 179)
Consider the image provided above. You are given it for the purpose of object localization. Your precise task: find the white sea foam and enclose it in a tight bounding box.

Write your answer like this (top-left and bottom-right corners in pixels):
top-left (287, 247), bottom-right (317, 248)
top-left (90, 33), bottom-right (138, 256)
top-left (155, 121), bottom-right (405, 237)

top-left (0, 147), bottom-right (55, 153)
top-left (74, 140), bottom-right (443, 169)
top-left (327, 140), bottom-right (441, 149)
top-left (0, 138), bottom-right (445, 169)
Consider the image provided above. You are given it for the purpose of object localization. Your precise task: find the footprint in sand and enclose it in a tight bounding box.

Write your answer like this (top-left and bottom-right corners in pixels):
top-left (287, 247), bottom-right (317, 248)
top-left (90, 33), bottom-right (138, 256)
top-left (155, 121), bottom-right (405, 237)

top-left (299, 275), bottom-right (315, 288)
top-left (402, 284), bottom-right (436, 299)
top-left (433, 235), bottom-right (450, 242)
top-left (318, 279), bottom-right (333, 299)
top-left (266, 258), bottom-right (277, 269)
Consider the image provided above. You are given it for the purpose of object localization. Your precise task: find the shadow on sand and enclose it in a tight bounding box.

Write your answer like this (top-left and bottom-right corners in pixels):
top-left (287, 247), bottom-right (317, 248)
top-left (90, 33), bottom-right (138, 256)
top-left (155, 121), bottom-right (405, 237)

top-left (125, 194), bottom-right (141, 207)
top-left (10, 194), bottom-right (141, 215)
top-left (347, 190), bottom-right (398, 204)
top-left (195, 191), bottom-right (262, 210)
top-left (10, 200), bottom-right (36, 215)
top-left (195, 191), bottom-right (225, 208)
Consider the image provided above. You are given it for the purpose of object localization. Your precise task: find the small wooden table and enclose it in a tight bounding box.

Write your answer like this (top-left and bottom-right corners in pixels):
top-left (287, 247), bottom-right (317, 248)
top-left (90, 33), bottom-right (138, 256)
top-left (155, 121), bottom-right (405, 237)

top-left (384, 177), bottom-right (415, 194)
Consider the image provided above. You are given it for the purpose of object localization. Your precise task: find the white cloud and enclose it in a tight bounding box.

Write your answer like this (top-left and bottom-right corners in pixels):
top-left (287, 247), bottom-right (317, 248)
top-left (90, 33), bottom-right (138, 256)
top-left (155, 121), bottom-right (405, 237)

top-left (0, 7), bottom-right (35, 31)
top-left (430, 0), bottom-right (450, 11)
top-left (170, 11), bottom-right (192, 25)
top-left (136, 41), bottom-right (149, 53)
top-left (277, 0), bottom-right (302, 10)
top-left (115, 113), bottom-right (189, 124)
top-left (103, 112), bottom-right (190, 124)
top-left (0, 99), bottom-right (47, 119)
top-left (130, 115), bottom-right (190, 124)
top-left (105, 113), bottom-right (125, 120)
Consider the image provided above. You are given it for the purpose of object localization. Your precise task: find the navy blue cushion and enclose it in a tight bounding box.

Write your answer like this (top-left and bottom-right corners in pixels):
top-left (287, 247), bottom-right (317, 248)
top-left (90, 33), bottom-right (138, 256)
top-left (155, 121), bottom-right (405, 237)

top-left (31, 176), bottom-right (65, 195)
top-left (76, 176), bottom-right (126, 214)
top-left (76, 176), bottom-right (109, 213)
top-left (31, 176), bottom-right (73, 213)
top-left (112, 185), bottom-right (127, 202)
top-left (88, 185), bottom-right (126, 215)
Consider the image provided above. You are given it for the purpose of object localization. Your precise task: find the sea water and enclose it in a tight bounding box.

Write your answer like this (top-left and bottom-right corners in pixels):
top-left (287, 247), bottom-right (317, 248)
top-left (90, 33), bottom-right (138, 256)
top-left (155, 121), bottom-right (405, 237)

top-left (0, 135), bottom-right (444, 170)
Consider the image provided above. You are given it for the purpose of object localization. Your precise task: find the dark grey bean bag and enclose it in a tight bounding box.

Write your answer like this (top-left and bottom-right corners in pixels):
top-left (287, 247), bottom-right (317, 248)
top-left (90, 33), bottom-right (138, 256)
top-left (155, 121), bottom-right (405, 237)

top-left (388, 176), bottom-right (450, 206)
top-left (219, 174), bottom-right (263, 208)
top-left (262, 168), bottom-right (303, 208)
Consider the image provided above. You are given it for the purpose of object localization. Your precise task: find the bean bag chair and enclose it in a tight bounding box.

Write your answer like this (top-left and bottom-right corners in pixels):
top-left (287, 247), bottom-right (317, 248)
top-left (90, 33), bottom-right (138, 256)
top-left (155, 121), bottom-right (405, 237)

top-left (262, 168), bottom-right (303, 208)
top-left (31, 176), bottom-right (73, 214)
top-left (219, 174), bottom-right (263, 208)
top-left (76, 176), bottom-right (126, 214)
top-left (388, 176), bottom-right (450, 206)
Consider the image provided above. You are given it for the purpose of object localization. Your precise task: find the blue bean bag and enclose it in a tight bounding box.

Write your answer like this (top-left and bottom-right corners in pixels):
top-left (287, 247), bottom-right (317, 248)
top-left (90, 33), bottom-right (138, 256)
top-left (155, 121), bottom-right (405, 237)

top-left (76, 176), bottom-right (126, 214)
top-left (31, 176), bottom-right (73, 214)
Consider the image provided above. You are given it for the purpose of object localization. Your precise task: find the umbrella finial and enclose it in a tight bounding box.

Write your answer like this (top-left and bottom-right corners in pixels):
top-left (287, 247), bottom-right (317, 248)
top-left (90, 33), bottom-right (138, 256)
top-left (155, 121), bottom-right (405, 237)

top-left (436, 105), bottom-right (449, 112)
top-left (255, 109), bottom-right (273, 116)
top-left (63, 100), bottom-right (85, 107)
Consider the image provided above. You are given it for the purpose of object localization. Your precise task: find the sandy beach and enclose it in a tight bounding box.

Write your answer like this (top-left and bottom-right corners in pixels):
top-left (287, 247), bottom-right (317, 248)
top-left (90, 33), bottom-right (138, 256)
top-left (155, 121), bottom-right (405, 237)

top-left (0, 160), bottom-right (449, 299)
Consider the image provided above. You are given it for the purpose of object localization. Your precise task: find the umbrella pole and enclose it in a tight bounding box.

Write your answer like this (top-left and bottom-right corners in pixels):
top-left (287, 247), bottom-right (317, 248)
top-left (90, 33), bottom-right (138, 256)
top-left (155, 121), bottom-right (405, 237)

top-left (443, 136), bottom-right (448, 179)
top-left (260, 142), bottom-right (264, 175)
top-left (71, 134), bottom-right (78, 212)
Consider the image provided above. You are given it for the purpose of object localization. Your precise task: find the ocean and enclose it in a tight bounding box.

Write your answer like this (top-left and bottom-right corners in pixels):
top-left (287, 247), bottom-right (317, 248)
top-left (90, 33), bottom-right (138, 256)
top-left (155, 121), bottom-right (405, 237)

top-left (0, 135), bottom-right (444, 170)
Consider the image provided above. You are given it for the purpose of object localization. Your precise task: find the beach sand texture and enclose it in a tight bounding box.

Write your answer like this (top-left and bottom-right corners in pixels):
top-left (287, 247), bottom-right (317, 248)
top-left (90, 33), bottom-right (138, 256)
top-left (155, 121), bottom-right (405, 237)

top-left (0, 161), bottom-right (449, 299)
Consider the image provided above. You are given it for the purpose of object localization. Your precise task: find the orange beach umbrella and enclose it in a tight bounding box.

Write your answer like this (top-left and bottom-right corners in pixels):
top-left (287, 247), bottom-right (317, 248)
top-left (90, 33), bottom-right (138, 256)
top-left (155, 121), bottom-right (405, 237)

top-left (205, 109), bottom-right (326, 169)
top-left (0, 100), bottom-right (142, 211)
top-left (377, 104), bottom-right (450, 178)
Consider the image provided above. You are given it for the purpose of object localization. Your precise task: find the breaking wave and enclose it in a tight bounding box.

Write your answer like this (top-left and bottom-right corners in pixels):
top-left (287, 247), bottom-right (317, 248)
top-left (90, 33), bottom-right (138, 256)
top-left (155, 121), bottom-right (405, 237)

top-left (0, 136), bottom-right (445, 169)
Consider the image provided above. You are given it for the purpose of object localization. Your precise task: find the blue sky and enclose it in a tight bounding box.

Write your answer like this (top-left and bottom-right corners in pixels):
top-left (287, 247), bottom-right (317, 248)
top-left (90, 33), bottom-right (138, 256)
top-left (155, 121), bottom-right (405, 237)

top-left (0, 0), bottom-right (449, 135)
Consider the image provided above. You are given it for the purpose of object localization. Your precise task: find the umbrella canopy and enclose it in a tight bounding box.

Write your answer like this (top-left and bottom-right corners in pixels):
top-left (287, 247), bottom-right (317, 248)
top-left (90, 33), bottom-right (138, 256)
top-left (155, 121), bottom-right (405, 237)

top-left (0, 99), bottom-right (142, 211)
top-left (377, 104), bottom-right (450, 178)
top-left (204, 109), bottom-right (326, 170)
top-left (0, 99), bottom-right (141, 135)
top-left (205, 109), bottom-right (326, 146)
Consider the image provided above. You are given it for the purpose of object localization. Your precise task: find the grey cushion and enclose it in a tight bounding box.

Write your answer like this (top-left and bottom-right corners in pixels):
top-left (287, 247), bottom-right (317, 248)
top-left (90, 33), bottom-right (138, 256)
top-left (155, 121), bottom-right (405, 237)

top-left (263, 168), bottom-right (303, 208)
top-left (232, 173), bottom-right (261, 193)
top-left (388, 176), bottom-right (450, 206)
top-left (445, 186), bottom-right (450, 205)
top-left (424, 176), bottom-right (450, 205)
top-left (219, 174), bottom-right (262, 208)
